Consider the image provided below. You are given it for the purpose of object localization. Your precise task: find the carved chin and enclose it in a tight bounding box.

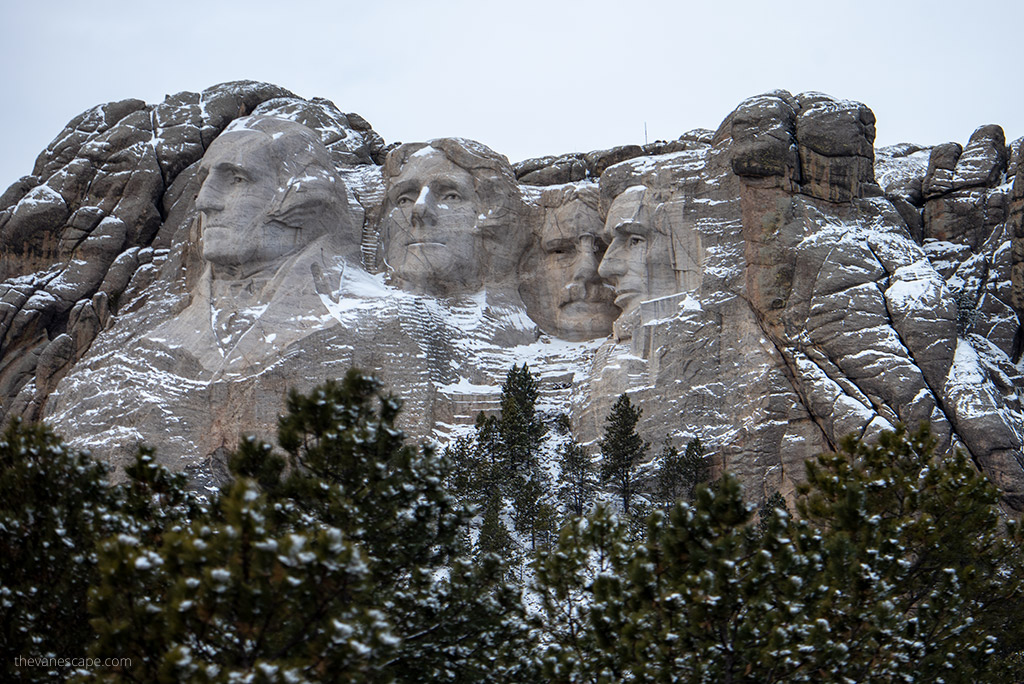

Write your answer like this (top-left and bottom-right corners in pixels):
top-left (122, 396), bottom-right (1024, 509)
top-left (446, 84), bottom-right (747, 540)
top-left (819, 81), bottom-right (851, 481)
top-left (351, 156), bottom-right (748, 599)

top-left (612, 290), bottom-right (642, 314)
top-left (561, 299), bottom-right (618, 319)
top-left (547, 302), bottom-right (616, 340)
top-left (202, 236), bottom-right (246, 265)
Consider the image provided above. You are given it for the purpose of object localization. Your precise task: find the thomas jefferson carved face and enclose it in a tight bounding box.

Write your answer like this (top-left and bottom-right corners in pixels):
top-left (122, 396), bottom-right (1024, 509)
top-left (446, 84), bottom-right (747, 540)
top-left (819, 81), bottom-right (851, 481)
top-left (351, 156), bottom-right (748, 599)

top-left (195, 117), bottom-right (352, 276)
top-left (520, 189), bottom-right (618, 340)
top-left (383, 148), bottom-right (482, 290)
top-left (598, 185), bottom-right (675, 319)
top-left (380, 138), bottom-right (525, 295)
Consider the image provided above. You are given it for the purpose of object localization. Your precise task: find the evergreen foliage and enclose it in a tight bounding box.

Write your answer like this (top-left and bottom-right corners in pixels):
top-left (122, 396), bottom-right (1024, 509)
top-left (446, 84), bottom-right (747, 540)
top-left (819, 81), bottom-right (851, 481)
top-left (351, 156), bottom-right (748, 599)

top-left (0, 420), bottom-right (114, 681)
top-left (443, 435), bottom-right (478, 507)
top-left (598, 394), bottom-right (649, 514)
top-left (496, 364), bottom-right (545, 479)
top-left (654, 436), bottom-right (708, 507)
top-left (4, 372), bottom-right (1023, 683)
top-left (446, 364), bottom-right (556, 556)
top-left (0, 422), bottom-right (199, 683)
top-left (796, 423), bottom-right (1024, 681)
top-left (557, 437), bottom-right (596, 519)
top-left (86, 370), bottom-right (533, 682)
top-left (511, 473), bottom-right (557, 551)
top-left (477, 491), bottom-right (515, 562)
top-left (535, 423), bottom-right (1024, 682)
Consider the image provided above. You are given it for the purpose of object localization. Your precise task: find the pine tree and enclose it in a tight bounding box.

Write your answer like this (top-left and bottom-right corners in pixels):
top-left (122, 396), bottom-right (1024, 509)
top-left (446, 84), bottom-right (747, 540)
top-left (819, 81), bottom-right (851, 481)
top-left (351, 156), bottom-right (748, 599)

top-left (534, 423), bottom-right (1024, 682)
top-left (471, 412), bottom-right (506, 505)
top-left (511, 473), bottom-right (557, 551)
top-left (532, 504), bottom-right (631, 681)
top-left (0, 419), bottom-right (200, 683)
top-left (598, 394), bottom-right (649, 514)
top-left (88, 370), bottom-right (536, 682)
top-left (534, 476), bottom-right (793, 681)
top-left (477, 491), bottom-right (515, 562)
top-left (91, 476), bottom-right (387, 682)
top-left (0, 420), bottom-right (114, 682)
top-left (654, 436), bottom-right (708, 507)
top-left (497, 364), bottom-right (545, 478)
top-left (460, 364), bottom-right (555, 561)
top-left (443, 435), bottom-right (479, 507)
top-left (796, 423), bottom-right (1024, 681)
top-left (558, 437), bottom-right (596, 518)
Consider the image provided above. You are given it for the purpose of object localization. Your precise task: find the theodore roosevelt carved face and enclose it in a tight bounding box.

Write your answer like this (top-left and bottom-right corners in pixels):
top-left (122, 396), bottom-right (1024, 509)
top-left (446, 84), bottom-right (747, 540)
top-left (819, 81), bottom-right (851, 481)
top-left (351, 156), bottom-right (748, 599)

top-left (195, 116), bottom-right (355, 278)
top-left (380, 138), bottom-right (526, 295)
top-left (519, 186), bottom-right (618, 340)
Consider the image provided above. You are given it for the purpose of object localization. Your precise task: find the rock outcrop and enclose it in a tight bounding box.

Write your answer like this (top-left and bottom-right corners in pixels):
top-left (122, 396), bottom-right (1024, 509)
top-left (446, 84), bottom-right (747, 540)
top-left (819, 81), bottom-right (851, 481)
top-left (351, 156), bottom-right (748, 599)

top-left (1, 82), bottom-right (1021, 510)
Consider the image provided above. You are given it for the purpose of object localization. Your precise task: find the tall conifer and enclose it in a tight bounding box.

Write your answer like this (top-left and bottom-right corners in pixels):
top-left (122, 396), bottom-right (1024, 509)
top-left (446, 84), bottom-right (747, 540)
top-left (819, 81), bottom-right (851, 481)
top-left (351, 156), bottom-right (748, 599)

top-left (598, 394), bottom-right (649, 514)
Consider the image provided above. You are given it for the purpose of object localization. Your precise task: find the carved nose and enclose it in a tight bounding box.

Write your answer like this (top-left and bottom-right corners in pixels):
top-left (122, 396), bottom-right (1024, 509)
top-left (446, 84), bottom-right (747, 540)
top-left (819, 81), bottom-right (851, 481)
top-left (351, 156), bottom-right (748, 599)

top-left (598, 240), bottom-right (626, 282)
top-left (195, 181), bottom-right (224, 214)
top-left (410, 189), bottom-right (437, 228)
top-left (572, 235), bottom-right (601, 284)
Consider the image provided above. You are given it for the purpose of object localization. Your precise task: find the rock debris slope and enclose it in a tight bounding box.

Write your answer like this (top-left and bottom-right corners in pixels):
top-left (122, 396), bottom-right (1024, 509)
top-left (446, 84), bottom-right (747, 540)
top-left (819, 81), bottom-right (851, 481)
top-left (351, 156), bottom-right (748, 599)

top-left (0, 82), bottom-right (1020, 509)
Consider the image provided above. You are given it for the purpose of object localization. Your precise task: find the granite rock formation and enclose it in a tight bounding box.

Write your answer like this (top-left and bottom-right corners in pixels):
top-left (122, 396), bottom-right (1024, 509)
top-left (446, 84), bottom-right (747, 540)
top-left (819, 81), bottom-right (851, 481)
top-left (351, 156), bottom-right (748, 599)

top-left (1, 82), bottom-right (1021, 510)
top-left (517, 185), bottom-right (619, 342)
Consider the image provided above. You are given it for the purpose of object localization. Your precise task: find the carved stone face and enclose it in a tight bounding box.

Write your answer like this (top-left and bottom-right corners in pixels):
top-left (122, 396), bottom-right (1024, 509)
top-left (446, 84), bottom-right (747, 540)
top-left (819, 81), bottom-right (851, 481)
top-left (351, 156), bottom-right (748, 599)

top-left (520, 193), bottom-right (618, 340)
top-left (380, 139), bottom-right (527, 296)
top-left (598, 185), bottom-right (675, 319)
top-left (195, 119), bottom-right (350, 275)
top-left (382, 148), bottom-right (487, 292)
top-left (197, 130), bottom-right (290, 268)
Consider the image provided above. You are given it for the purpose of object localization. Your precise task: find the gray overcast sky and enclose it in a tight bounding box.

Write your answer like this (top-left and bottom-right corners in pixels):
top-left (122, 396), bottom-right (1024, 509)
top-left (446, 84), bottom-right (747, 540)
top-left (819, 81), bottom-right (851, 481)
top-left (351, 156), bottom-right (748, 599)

top-left (1, 0), bottom-right (1021, 190)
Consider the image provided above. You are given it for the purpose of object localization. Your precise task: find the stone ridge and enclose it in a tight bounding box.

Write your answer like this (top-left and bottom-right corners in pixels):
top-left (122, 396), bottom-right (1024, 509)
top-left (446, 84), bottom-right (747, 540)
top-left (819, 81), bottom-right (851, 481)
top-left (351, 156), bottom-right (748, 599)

top-left (0, 81), bottom-right (1022, 512)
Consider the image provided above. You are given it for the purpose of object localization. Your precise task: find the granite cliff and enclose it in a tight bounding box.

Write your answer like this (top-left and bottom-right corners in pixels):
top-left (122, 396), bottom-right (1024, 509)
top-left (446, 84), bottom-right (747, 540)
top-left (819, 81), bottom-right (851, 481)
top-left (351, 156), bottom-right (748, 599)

top-left (1, 81), bottom-right (1021, 510)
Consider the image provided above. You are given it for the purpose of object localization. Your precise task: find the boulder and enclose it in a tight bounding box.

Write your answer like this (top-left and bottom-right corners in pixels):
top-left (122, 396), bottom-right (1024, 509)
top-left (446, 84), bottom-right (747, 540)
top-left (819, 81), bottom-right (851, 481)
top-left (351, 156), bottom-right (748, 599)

top-left (923, 142), bottom-right (964, 198)
top-left (585, 145), bottom-right (644, 178)
top-left (794, 92), bottom-right (877, 203)
top-left (726, 91), bottom-right (799, 183)
top-left (951, 124), bottom-right (1008, 191)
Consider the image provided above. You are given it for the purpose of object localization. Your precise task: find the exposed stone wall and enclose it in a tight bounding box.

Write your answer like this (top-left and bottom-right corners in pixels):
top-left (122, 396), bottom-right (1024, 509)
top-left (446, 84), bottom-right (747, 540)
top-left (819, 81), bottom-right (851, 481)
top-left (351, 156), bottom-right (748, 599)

top-left (1, 82), bottom-right (1021, 510)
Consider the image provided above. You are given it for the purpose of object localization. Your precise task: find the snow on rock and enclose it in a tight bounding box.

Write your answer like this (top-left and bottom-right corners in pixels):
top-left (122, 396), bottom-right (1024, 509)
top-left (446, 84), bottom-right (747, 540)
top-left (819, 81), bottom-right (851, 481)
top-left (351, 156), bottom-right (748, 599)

top-left (1, 85), bottom-right (1021, 510)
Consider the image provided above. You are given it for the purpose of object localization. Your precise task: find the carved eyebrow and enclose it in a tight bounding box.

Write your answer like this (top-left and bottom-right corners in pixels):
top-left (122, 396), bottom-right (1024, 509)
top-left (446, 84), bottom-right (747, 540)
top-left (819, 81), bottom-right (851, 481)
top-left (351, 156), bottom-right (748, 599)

top-left (211, 162), bottom-right (252, 179)
top-left (389, 179), bottom-right (420, 199)
top-left (434, 180), bottom-right (465, 193)
top-left (614, 219), bottom-right (651, 237)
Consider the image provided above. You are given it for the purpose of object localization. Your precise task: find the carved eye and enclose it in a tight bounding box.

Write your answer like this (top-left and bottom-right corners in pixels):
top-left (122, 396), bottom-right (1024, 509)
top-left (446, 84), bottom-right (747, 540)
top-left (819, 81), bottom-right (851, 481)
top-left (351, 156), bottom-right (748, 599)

top-left (547, 240), bottom-right (576, 257)
top-left (629, 235), bottom-right (645, 247)
top-left (396, 196), bottom-right (414, 207)
top-left (441, 191), bottom-right (461, 202)
top-left (230, 174), bottom-right (247, 185)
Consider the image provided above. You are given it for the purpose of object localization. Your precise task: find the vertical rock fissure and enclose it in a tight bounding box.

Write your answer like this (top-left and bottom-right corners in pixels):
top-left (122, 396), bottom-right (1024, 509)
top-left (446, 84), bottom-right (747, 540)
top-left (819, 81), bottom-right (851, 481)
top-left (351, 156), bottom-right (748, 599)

top-left (865, 241), bottom-right (972, 461)
top-left (741, 293), bottom-right (837, 453)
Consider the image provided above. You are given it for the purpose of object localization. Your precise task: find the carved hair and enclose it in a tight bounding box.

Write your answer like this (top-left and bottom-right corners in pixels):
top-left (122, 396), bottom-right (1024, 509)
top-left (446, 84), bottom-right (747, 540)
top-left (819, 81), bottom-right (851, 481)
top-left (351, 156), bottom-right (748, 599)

top-left (382, 137), bottom-right (521, 227)
top-left (377, 137), bottom-right (528, 277)
top-left (217, 116), bottom-right (347, 233)
top-left (539, 184), bottom-right (599, 212)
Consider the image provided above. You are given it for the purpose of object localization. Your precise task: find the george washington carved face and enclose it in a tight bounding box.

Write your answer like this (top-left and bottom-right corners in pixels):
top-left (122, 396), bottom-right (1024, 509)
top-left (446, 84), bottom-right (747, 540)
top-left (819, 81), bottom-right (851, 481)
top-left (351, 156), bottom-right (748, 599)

top-left (195, 117), bottom-right (355, 277)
